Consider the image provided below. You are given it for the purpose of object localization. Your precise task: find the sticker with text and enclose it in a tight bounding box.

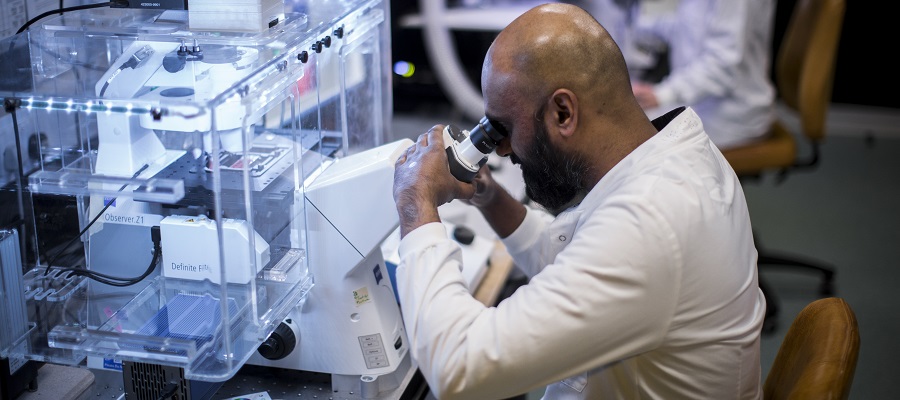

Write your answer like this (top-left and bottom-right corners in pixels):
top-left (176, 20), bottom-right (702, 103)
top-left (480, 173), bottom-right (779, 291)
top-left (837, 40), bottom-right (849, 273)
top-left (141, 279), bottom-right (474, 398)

top-left (354, 287), bottom-right (371, 306)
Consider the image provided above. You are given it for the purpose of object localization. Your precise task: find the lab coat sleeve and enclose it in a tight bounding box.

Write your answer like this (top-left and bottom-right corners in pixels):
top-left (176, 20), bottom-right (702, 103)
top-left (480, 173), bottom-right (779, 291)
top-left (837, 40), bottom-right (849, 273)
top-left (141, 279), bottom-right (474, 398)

top-left (396, 194), bottom-right (682, 399)
top-left (498, 206), bottom-right (557, 279)
top-left (653, 0), bottom-right (749, 107)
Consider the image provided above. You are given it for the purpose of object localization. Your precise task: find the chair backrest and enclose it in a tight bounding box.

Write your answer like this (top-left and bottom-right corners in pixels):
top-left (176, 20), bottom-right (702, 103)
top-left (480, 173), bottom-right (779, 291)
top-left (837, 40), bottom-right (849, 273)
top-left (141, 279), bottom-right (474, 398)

top-left (764, 297), bottom-right (860, 400)
top-left (719, 0), bottom-right (845, 176)
top-left (776, 0), bottom-right (846, 143)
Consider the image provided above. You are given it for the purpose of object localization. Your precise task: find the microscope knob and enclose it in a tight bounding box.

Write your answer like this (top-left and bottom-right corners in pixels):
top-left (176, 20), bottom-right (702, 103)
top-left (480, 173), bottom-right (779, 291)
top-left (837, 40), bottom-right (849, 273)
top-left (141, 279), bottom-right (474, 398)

top-left (452, 225), bottom-right (475, 245)
top-left (258, 322), bottom-right (296, 360)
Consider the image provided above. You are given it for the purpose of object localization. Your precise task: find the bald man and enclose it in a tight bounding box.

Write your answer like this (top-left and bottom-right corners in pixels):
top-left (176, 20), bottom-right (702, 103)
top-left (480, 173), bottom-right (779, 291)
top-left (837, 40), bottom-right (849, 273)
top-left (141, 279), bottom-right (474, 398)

top-left (392, 3), bottom-right (765, 399)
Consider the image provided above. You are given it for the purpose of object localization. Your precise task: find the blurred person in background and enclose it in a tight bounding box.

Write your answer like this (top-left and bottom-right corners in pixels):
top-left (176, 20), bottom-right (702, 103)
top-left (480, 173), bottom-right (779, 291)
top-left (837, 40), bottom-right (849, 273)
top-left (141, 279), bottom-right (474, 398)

top-left (582, 0), bottom-right (777, 150)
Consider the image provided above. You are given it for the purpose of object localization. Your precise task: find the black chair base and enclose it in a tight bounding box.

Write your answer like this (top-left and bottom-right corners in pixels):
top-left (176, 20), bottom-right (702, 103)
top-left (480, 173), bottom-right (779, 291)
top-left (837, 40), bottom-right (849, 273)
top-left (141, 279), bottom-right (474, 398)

top-left (757, 249), bottom-right (836, 335)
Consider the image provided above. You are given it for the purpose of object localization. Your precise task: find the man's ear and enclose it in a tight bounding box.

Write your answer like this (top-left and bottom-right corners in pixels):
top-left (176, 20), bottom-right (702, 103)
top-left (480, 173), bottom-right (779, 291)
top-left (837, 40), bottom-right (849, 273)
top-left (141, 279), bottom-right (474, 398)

top-left (550, 89), bottom-right (577, 138)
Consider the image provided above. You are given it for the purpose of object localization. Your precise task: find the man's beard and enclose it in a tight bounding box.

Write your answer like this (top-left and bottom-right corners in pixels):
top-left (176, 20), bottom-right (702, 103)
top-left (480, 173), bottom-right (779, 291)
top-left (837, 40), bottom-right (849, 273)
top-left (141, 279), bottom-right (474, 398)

top-left (510, 119), bottom-right (589, 213)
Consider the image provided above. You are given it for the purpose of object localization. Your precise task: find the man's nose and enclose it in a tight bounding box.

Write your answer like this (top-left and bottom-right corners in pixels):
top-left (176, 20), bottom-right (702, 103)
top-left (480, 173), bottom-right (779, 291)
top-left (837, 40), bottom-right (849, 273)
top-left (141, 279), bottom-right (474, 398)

top-left (495, 139), bottom-right (512, 157)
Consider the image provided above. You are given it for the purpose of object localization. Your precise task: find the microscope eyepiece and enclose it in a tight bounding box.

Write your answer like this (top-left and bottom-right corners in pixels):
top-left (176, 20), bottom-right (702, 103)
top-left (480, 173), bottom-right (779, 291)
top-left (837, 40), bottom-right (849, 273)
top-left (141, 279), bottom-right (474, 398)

top-left (443, 116), bottom-right (509, 183)
top-left (467, 117), bottom-right (506, 154)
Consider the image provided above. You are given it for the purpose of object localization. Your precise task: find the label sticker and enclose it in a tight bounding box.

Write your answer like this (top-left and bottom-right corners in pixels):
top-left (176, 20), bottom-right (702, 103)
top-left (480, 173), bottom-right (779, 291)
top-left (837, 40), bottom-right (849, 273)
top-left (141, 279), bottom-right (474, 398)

top-left (103, 358), bottom-right (123, 371)
top-left (353, 287), bottom-right (371, 306)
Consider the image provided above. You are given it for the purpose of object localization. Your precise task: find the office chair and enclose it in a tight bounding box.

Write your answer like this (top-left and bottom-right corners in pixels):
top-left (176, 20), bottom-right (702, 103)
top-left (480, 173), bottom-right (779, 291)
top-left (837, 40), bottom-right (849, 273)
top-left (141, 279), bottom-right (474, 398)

top-left (764, 297), bottom-right (860, 400)
top-left (720, 0), bottom-right (846, 333)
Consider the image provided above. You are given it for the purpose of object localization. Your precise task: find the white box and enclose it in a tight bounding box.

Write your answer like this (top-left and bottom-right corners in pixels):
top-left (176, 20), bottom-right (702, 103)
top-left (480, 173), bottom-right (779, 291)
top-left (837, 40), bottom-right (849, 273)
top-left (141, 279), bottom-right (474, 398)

top-left (188, 0), bottom-right (285, 32)
top-left (160, 215), bottom-right (270, 284)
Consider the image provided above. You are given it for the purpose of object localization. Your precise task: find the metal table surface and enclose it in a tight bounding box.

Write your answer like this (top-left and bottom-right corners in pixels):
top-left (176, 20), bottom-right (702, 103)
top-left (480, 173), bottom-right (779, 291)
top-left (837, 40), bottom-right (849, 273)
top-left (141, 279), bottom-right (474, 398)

top-left (67, 360), bottom-right (427, 400)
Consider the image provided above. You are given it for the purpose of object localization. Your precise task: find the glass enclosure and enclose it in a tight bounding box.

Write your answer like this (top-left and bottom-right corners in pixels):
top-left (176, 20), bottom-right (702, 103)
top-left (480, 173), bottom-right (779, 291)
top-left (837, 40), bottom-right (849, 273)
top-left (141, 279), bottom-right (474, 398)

top-left (0, 0), bottom-right (390, 382)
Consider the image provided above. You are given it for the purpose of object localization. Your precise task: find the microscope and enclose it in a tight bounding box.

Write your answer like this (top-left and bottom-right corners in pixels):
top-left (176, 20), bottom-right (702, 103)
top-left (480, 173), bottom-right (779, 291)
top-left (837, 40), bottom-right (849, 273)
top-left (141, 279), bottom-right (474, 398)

top-left (0, 0), bottom-right (415, 398)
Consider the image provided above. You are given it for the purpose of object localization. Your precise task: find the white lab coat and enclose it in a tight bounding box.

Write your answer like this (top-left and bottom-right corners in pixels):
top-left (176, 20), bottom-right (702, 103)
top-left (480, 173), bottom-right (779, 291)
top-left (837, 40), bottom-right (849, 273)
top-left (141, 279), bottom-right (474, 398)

top-left (588, 0), bottom-right (777, 150)
top-left (397, 107), bottom-right (765, 399)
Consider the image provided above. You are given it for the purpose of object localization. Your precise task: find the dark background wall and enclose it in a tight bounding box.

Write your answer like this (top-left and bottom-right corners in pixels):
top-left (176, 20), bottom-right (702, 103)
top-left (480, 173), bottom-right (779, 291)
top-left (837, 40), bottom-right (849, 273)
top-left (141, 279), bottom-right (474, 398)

top-left (774, 0), bottom-right (897, 109)
top-left (391, 0), bottom-right (900, 112)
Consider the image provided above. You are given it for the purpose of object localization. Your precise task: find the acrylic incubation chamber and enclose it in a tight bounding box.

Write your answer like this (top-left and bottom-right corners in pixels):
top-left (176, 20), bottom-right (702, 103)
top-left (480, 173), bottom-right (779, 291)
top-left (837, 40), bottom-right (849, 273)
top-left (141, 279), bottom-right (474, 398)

top-left (0, 0), bottom-right (392, 383)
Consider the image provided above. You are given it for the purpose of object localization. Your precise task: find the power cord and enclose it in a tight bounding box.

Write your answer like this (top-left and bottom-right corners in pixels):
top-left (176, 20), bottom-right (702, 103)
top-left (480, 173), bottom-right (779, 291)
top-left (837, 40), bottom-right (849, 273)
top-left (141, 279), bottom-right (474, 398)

top-left (43, 163), bottom-right (149, 276)
top-left (16, 1), bottom-right (129, 34)
top-left (156, 381), bottom-right (180, 400)
top-left (7, 1), bottom-right (129, 64)
top-left (98, 44), bottom-right (156, 97)
top-left (52, 225), bottom-right (161, 287)
top-left (16, 0), bottom-right (128, 34)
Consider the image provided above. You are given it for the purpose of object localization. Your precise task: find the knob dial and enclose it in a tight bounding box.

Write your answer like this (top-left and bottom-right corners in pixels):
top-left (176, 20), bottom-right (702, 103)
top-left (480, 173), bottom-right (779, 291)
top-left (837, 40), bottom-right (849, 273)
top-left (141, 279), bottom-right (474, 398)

top-left (258, 322), bottom-right (297, 360)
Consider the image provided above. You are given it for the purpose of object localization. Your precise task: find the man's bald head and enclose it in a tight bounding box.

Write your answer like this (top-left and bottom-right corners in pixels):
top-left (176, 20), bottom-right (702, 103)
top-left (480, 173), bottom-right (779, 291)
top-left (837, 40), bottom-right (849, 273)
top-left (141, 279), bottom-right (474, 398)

top-left (480, 3), bottom-right (657, 205)
top-left (483, 3), bottom-right (633, 113)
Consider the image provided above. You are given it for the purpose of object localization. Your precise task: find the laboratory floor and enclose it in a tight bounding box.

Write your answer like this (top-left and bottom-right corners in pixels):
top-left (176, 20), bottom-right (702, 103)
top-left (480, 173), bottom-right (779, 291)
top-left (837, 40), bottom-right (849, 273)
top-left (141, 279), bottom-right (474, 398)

top-left (392, 101), bottom-right (900, 400)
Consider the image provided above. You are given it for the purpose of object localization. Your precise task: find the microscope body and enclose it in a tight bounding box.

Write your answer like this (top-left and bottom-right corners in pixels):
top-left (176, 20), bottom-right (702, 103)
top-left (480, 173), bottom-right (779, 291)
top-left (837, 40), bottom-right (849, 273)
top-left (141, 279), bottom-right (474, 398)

top-left (0, 0), bottom-right (401, 396)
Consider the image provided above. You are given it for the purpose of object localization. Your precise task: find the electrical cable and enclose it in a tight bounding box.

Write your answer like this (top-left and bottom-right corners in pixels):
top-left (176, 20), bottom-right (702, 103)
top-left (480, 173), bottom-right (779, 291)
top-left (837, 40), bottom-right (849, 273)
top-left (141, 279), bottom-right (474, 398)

top-left (7, 1), bottom-right (130, 65)
top-left (98, 45), bottom-right (155, 97)
top-left (54, 226), bottom-right (161, 287)
top-left (155, 381), bottom-right (180, 400)
top-left (43, 163), bottom-right (150, 275)
top-left (16, 1), bottom-right (129, 35)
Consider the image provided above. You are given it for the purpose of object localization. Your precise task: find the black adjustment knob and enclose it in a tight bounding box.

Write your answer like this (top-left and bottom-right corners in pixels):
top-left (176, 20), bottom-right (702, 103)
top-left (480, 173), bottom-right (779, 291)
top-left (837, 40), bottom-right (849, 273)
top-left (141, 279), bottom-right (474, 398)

top-left (333, 25), bottom-right (344, 38)
top-left (312, 41), bottom-right (323, 53)
top-left (321, 36), bottom-right (332, 48)
top-left (445, 124), bottom-right (465, 142)
top-left (258, 322), bottom-right (296, 360)
top-left (453, 225), bottom-right (475, 245)
top-left (297, 51), bottom-right (309, 63)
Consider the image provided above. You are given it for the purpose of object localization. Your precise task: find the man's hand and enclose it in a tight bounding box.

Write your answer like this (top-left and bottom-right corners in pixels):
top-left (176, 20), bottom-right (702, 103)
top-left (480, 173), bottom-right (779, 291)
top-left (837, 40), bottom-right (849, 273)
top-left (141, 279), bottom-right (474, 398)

top-left (462, 165), bottom-right (502, 209)
top-left (632, 82), bottom-right (659, 110)
top-left (393, 125), bottom-right (476, 238)
top-left (463, 160), bottom-right (528, 239)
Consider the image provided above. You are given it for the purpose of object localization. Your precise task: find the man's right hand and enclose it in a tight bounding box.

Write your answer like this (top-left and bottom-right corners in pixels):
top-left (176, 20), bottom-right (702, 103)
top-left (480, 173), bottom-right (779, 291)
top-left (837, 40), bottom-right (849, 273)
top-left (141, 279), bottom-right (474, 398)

top-left (394, 126), bottom-right (475, 238)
